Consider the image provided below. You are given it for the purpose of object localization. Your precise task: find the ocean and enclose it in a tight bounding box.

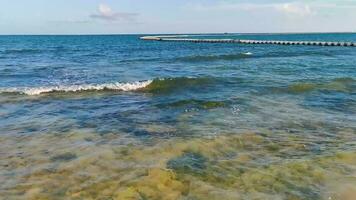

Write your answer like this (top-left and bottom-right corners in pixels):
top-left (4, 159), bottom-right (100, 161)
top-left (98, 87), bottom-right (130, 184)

top-left (0, 33), bottom-right (355, 199)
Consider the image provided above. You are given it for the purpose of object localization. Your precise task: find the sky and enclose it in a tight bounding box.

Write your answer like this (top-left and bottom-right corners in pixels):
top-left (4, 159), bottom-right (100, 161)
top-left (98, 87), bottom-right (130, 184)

top-left (1, 0), bottom-right (356, 34)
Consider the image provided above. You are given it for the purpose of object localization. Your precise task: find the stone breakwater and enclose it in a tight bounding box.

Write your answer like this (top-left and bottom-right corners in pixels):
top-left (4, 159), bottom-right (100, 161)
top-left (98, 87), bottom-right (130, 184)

top-left (140, 36), bottom-right (356, 47)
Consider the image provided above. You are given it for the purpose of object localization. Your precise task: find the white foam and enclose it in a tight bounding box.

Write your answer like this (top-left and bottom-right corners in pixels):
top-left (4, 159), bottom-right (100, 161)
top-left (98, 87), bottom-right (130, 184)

top-left (0, 80), bottom-right (153, 96)
top-left (243, 52), bottom-right (253, 55)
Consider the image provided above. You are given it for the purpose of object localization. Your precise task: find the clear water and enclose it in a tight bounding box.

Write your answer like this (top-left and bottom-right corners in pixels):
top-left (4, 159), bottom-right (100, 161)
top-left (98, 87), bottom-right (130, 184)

top-left (0, 34), bottom-right (355, 200)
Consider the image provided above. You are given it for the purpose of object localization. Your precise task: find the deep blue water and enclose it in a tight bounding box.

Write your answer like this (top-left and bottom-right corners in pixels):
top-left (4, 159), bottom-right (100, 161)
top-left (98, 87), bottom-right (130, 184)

top-left (1, 34), bottom-right (355, 135)
top-left (0, 34), bottom-right (355, 199)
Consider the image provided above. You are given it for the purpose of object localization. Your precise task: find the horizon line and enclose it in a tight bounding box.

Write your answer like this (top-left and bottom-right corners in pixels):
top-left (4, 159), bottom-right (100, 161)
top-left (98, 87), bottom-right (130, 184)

top-left (0, 31), bottom-right (356, 36)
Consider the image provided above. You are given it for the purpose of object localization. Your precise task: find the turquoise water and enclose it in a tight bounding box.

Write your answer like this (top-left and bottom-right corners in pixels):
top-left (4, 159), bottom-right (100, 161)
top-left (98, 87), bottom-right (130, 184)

top-left (0, 34), bottom-right (355, 200)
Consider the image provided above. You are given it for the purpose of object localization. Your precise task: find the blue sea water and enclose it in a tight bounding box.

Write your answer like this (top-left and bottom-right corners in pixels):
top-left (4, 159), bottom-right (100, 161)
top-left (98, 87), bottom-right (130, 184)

top-left (0, 34), bottom-right (355, 199)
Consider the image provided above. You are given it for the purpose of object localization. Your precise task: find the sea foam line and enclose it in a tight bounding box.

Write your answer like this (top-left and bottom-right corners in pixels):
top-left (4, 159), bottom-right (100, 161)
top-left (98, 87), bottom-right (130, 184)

top-left (0, 80), bottom-right (153, 95)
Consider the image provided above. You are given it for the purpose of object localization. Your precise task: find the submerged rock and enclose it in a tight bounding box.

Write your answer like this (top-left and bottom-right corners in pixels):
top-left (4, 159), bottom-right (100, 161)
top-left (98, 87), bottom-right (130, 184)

top-left (50, 152), bottom-right (77, 162)
top-left (167, 151), bottom-right (208, 176)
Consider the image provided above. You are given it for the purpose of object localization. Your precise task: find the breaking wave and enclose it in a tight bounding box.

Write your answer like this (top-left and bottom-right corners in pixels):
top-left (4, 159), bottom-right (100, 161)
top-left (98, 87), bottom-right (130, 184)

top-left (0, 77), bottom-right (217, 96)
top-left (0, 80), bottom-right (153, 95)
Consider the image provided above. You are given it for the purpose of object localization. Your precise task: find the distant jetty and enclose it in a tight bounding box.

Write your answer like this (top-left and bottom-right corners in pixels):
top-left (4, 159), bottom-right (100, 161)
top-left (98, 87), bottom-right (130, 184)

top-left (140, 35), bottom-right (356, 47)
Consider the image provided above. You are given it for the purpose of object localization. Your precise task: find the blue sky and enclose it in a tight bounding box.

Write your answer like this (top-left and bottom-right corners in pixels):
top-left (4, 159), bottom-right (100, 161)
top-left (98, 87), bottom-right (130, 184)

top-left (1, 0), bottom-right (356, 34)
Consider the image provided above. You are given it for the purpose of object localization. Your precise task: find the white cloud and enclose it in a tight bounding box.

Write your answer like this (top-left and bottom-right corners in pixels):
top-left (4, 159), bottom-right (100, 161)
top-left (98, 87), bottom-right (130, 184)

top-left (90, 4), bottom-right (138, 22)
top-left (275, 3), bottom-right (314, 17)
top-left (98, 4), bottom-right (114, 17)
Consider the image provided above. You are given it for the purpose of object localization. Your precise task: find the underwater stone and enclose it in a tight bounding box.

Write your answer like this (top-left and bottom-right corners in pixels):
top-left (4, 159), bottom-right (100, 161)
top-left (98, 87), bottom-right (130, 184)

top-left (167, 152), bottom-right (208, 175)
top-left (50, 152), bottom-right (77, 162)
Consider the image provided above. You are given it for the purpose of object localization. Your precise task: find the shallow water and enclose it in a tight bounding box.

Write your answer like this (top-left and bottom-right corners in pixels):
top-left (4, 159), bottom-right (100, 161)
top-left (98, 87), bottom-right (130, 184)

top-left (0, 34), bottom-right (356, 200)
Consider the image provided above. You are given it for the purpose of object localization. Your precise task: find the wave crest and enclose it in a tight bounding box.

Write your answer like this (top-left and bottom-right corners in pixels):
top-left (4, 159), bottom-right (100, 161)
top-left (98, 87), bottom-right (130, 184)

top-left (0, 77), bottom-right (216, 96)
top-left (143, 77), bottom-right (215, 94)
top-left (3, 49), bottom-right (42, 54)
top-left (177, 53), bottom-right (252, 62)
top-left (0, 80), bottom-right (153, 95)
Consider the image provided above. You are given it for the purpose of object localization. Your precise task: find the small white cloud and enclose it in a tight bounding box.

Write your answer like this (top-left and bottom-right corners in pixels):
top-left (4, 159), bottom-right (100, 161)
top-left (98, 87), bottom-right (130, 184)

top-left (275, 3), bottom-right (314, 17)
top-left (90, 4), bottom-right (138, 22)
top-left (98, 4), bottom-right (114, 17)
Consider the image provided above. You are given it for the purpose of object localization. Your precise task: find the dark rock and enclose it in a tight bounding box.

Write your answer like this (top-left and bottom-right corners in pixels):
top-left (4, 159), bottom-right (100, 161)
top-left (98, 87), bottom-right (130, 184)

top-left (167, 152), bottom-right (207, 176)
top-left (50, 152), bottom-right (77, 162)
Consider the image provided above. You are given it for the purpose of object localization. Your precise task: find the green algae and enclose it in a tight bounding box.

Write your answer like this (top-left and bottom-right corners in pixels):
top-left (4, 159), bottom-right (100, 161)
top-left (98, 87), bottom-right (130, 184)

top-left (266, 143), bottom-right (280, 152)
top-left (287, 77), bottom-right (355, 94)
top-left (141, 77), bottom-right (214, 94)
top-left (288, 83), bottom-right (317, 93)
top-left (1, 130), bottom-right (356, 200)
top-left (161, 99), bottom-right (226, 109)
top-left (116, 168), bottom-right (189, 200)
